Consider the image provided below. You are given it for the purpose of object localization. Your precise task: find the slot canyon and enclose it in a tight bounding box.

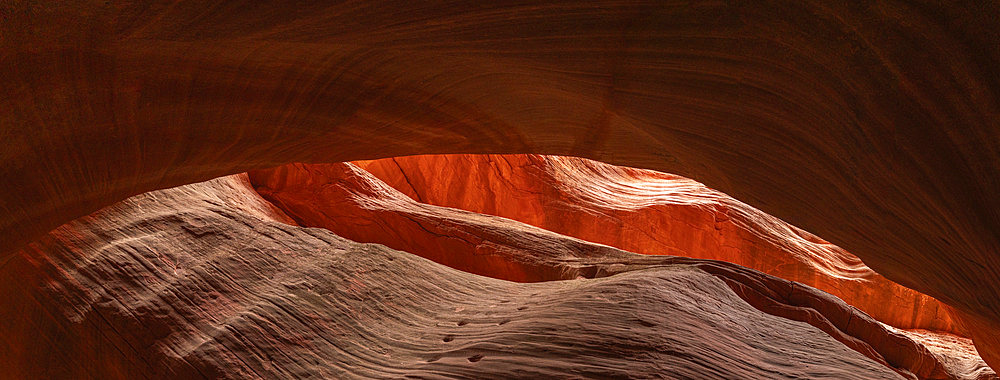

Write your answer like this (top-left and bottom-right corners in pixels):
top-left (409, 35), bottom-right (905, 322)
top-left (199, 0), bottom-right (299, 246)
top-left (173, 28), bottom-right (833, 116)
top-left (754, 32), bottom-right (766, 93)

top-left (2, 1), bottom-right (998, 379)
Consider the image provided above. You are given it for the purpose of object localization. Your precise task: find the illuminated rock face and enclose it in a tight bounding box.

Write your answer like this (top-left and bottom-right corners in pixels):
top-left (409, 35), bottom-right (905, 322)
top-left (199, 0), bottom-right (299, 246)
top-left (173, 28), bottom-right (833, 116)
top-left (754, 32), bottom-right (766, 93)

top-left (249, 161), bottom-right (994, 379)
top-left (357, 154), bottom-right (960, 333)
top-left (0, 175), bottom-right (929, 379)
top-left (3, 0), bottom-right (1000, 373)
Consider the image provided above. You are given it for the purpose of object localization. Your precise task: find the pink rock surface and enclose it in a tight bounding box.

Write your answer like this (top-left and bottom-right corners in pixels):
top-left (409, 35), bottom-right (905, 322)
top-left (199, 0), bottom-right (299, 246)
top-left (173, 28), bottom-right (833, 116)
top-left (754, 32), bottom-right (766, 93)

top-left (250, 162), bottom-right (993, 379)
top-left (0, 174), bottom-right (931, 379)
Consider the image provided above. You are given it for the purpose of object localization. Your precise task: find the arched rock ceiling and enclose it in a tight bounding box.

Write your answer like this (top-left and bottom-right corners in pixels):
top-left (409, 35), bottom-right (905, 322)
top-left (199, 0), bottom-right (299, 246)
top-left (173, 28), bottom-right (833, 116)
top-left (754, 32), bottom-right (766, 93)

top-left (3, 0), bottom-right (999, 369)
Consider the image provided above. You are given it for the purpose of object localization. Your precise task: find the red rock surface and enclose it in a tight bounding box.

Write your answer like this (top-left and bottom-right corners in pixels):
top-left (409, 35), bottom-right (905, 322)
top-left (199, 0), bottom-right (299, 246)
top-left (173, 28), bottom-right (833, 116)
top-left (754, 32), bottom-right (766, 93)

top-left (356, 154), bottom-right (960, 333)
top-left (0, 174), bottom-right (935, 379)
top-left (249, 162), bottom-right (996, 379)
top-left (3, 0), bottom-right (1000, 373)
top-left (891, 328), bottom-right (998, 380)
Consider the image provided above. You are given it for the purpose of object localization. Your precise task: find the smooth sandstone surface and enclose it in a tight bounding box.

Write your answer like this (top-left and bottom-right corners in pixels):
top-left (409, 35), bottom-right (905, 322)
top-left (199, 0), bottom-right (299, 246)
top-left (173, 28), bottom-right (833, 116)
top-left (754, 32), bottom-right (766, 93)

top-left (357, 154), bottom-right (960, 333)
top-left (2, 0), bottom-right (999, 370)
top-left (0, 174), bottom-right (927, 379)
top-left (249, 161), bottom-right (993, 379)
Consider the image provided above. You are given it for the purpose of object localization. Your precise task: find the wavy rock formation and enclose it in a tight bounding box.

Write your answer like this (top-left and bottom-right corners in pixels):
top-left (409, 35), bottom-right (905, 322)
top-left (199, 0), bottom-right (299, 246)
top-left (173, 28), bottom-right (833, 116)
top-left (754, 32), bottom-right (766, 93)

top-left (3, 0), bottom-right (999, 373)
top-left (249, 161), bottom-right (996, 379)
top-left (0, 174), bottom-right (933, 379)
top-left (357, 154), bottom-right (959, 333)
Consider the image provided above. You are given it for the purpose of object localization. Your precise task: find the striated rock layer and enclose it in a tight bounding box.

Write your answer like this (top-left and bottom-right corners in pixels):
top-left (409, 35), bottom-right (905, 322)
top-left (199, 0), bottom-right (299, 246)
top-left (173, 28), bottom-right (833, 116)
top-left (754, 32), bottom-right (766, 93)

top-left (0, 174), bottom-right (945, 379)
top-left (356, 154), bottom-right (960, 333)
top-left (3, 0), bottom-right (999, 370)
top-left (249, 162), bottom-right (995, 379)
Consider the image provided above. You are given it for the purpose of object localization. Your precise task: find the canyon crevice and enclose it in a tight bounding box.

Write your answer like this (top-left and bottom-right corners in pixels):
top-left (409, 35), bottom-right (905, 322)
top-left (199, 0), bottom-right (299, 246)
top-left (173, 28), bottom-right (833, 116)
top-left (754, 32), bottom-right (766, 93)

top-left (2, 1), bottom-right (999, 378)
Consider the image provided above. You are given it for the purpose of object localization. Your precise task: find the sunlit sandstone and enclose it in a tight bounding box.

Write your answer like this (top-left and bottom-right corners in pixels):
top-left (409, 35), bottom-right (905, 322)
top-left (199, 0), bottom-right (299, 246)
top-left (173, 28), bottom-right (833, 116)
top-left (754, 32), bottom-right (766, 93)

top-left (357, 154), bottom-right (960, 334)
top-left (250, 162), bottom-right (993, 379)
top-left (3, 0), bottom-right (999, 373)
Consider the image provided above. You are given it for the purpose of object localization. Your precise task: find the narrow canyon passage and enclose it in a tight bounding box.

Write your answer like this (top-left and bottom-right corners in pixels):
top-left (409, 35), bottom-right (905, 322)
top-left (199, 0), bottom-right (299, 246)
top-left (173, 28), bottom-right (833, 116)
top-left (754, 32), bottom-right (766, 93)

top-left (4, 1), bottom-right (999, 378)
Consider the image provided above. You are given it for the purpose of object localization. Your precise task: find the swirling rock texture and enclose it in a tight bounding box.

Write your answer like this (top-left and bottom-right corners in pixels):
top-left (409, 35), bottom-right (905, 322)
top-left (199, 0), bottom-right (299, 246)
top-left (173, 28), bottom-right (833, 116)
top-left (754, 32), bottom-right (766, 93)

top-left (249, 161), bottom-right (995, 379)
top-left (0, 174), bottom-right (941, 379)
top-left (2, 0), bottom-right (999, 377)
top-left (356, 154), bottom-right (960, 333)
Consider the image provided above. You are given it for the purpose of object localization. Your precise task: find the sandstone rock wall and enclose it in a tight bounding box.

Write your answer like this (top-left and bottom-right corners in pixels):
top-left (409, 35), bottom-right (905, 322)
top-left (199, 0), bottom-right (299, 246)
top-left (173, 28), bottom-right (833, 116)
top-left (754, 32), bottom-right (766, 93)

top-left (0, 174), bottom-right (932, 379)
top-left (358, 154), bottom-right (961, 333)
top-left (3, 0), bottom-right (998, 370)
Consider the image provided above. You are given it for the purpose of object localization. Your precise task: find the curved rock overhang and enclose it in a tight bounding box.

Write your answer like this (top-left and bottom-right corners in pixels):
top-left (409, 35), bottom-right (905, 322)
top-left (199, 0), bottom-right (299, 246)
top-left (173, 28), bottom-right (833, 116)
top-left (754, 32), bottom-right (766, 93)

top-left (3, 0), bottom-right (999, 371)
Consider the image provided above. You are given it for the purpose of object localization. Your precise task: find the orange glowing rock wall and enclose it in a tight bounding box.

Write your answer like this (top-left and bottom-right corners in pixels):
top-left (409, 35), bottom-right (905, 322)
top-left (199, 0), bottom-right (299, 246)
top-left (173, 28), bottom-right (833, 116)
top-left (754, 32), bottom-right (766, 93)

top-left (248, 162), bottom-right (973, 379)
top-left (356, 154), bottom-right (960, 334)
